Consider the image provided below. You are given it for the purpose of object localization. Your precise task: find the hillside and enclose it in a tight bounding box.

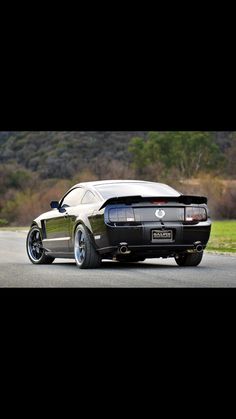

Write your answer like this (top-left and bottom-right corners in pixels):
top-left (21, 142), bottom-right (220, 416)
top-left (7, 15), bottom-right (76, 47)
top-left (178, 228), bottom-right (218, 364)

top-left (0, 131), bottom-right (233, 179)
top-left (0, 131), bottom-right (148, 179)
top-left (0, 131), bottom-right (235, 225)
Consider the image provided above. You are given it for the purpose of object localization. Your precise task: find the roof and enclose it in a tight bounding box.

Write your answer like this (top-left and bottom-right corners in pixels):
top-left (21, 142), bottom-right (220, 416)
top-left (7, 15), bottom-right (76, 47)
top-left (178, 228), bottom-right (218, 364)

top-left (70, 180), bottom-right (180, 199)
top-left (75, 180), bottom-right (168, 188)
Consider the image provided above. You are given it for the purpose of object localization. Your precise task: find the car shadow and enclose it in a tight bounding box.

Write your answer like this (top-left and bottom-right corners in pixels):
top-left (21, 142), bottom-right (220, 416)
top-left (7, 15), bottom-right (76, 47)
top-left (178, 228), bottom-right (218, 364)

top-left (102, 261), bottom-right (178, 269)
top-left (51, 260), bottom-right (180, 269)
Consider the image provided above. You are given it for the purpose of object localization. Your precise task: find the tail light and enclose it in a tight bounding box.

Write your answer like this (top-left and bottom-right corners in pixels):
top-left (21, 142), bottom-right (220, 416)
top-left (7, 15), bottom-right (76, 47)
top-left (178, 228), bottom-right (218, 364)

top-left (185, 207), bottom-right (207, 222)
top-left (109, 208), bottom-right (135, 222)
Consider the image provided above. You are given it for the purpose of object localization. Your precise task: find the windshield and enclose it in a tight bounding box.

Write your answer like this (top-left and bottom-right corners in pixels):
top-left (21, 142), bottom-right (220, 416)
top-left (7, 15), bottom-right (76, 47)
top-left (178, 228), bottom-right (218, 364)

top-left (94, 182), bottom-right (180, 200)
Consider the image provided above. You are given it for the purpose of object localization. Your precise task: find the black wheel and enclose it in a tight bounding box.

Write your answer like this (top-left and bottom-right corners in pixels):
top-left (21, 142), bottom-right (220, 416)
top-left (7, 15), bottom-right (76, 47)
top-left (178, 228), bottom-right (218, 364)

top-left (26, 226), bottom-right (55, 265)
top-left (175, 251), bottom-right (203, 267)
top-left (74, 224), bottom-right (101, 269)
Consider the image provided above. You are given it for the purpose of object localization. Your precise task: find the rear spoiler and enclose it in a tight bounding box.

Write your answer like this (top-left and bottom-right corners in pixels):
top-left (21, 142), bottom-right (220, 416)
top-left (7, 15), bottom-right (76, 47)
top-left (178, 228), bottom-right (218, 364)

top-left (99, 194), bottom-right (208, 210)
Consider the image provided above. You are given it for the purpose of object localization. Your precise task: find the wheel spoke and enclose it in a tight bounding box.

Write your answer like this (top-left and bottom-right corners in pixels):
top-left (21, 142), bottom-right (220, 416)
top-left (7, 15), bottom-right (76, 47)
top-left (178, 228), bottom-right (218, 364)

top-left (28, 228), bottom-right (44, 261)
top-left (75, 230), bottom-right (86, 265)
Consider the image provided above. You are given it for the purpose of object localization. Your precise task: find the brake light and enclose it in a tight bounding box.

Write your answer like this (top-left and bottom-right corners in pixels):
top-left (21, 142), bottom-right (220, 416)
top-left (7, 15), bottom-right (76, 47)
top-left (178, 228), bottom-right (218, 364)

top-left (151, 200), bottom-right (168, 205)
top-left (109, 208), bottom-right (135, 222)
top-left (185, 207), bottom-right (207, 222)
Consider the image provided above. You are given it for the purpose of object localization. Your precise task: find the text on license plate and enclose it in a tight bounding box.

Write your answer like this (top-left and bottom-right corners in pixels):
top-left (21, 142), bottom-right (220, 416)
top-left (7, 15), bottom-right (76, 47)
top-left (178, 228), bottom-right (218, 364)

top-left (152, 230), bottom-right (173, 240)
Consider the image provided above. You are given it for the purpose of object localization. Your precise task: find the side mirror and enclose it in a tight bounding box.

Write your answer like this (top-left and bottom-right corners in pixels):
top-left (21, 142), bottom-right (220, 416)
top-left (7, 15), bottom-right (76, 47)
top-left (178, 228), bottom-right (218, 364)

top-left (50, 201), bottom-right (59, 209)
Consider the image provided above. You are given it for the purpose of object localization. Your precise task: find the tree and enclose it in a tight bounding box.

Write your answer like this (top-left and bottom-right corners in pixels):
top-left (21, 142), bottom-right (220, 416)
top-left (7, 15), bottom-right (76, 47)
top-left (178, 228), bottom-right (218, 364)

top-left (128, 137), bottom-right (150, 175)
top-left (129, 131), bottom-right (224, 178)
top-left (225, 136), bottom-right (236, 176)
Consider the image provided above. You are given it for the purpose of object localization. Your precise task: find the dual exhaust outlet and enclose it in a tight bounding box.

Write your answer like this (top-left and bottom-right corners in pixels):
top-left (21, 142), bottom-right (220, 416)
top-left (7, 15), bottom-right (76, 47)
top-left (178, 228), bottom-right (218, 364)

top-left (118, 241), bottom-right (203, 255)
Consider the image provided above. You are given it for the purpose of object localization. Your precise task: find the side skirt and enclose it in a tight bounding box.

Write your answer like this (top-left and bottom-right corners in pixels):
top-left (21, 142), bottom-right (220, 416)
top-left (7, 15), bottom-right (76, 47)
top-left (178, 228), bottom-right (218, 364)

top-left (45, 252), bottom-right (75, 259)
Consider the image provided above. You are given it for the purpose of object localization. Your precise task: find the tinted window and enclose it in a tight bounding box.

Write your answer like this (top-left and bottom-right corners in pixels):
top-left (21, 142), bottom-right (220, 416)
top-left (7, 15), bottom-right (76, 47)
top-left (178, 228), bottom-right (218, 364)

top-left (61, 188), bottom-right (85, 207)
top-left (95, 182), bottom-right (180, 199)
top-left (81, 191), bottom-right (98, 204)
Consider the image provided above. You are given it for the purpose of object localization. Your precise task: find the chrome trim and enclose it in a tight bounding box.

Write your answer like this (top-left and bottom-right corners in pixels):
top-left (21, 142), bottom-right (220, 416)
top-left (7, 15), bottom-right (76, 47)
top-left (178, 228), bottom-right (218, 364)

top-left (43, 237), bottom-right (70, 242)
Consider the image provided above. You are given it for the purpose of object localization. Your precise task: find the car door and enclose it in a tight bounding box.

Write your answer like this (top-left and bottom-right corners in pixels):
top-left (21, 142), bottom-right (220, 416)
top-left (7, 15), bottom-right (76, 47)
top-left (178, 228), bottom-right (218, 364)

top-left (43, 187), bottom-right (86, 253)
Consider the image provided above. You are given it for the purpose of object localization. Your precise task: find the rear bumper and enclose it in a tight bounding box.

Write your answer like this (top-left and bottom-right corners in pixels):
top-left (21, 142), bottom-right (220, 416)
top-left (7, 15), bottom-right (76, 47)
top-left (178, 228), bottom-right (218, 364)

top-left (96, 220), bottom-right (211, 256)
top-left (98, 243), bottom-right (207, 256)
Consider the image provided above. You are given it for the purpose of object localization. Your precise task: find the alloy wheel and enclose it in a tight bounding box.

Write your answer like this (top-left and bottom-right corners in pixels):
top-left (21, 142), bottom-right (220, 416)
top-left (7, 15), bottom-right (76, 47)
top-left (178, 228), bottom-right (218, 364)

top-left (75, 229), bottom-right (86, 265)
top-left (28, 229), bottom-right (44, 262)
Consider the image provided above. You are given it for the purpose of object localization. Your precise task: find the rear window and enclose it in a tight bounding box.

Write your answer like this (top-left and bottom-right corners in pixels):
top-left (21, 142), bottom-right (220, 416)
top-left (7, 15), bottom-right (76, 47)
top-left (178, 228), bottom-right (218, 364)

top-left (95, 182), bottom-right (180, 199)
top-left (82, 190), bottom-right (98, 204)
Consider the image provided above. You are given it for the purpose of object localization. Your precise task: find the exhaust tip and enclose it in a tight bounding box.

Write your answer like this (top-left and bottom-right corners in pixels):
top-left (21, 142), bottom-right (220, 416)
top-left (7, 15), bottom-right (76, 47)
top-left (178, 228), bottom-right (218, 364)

top-left (120, 245), bottom-right (128, 254)
top-left (194, 241), bottom-right (203, 253)
top-left (196, 245), bottom-right (203, 252)
top-left (118, 242), bottom-right (131, 255)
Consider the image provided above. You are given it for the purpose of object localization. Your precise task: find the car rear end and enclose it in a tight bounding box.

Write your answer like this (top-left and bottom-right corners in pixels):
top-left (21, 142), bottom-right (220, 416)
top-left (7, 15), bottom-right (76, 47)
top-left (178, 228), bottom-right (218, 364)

top-left (96, 197), bottom-right (211, 259)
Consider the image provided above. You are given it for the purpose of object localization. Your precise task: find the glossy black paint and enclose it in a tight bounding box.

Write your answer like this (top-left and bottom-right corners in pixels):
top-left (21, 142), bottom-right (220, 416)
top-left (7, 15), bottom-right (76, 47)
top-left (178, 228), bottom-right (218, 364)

top-left (29, 180), bottom-right (212, 260)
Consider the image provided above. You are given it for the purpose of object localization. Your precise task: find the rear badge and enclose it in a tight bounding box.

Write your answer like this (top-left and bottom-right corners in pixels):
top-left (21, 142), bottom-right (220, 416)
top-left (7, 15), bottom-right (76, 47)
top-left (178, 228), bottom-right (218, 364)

top-left (152, 229), bottom-right (173, 241)
top-left (155, 209), bottom-right (165, 219)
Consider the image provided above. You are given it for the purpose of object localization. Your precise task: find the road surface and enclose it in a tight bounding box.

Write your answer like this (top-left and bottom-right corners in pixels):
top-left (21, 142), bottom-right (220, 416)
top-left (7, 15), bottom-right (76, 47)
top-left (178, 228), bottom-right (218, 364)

top-left (0, 230), bottom-right (235, 287)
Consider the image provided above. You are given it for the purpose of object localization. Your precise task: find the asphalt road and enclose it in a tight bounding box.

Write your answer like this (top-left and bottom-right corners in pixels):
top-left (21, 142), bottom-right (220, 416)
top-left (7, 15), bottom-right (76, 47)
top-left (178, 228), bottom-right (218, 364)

top-left (0, 230), bottom-right (235, 287)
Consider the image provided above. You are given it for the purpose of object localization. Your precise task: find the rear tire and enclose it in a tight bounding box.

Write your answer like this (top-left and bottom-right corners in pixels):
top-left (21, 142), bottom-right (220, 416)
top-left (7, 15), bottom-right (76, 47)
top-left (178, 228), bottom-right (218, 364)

top-left (175, 251), bottom-right (203, 267)
top-left (74, 224), bottom-right (101, 269)
top-left (26, 226), bottom-right (55, 265)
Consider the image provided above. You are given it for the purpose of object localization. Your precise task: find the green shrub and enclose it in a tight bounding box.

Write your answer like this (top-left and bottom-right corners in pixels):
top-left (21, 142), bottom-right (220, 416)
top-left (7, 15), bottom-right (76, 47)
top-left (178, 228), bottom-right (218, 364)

top-left (0, 218), bottom-right (8, 227)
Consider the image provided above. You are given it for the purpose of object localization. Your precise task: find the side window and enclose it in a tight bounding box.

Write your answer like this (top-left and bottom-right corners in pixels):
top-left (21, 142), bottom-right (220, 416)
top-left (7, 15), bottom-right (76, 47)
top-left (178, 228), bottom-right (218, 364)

top-left (61, 188), bottom-right (85, 207)
top-left (81, 190), bottom-right (98, 204)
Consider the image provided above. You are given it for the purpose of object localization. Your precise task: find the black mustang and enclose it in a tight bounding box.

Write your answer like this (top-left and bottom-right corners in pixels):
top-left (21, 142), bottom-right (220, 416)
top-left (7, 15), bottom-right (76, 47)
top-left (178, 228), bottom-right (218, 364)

top-left (26, 180), bottom-right (211, 268)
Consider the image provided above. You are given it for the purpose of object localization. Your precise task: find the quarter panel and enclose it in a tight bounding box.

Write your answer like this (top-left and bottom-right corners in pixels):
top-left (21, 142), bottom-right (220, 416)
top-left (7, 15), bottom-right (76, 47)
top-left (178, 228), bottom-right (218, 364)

top-left (67, 203), bottom-right (100, 251)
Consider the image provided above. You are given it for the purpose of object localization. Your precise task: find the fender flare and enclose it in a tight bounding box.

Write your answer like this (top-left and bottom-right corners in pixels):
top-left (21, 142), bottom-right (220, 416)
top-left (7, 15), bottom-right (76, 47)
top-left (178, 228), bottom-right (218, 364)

top-left (73, 219), bottom-right (97, 249)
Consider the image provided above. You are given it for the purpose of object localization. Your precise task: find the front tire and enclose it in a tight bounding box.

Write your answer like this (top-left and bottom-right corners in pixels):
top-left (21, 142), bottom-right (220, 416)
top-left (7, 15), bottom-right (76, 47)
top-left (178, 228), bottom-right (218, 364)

top-left (26, 226), bottom-right (55, 265)
top-left (74, 224), bottom-right (101, 269)
top-left (175, 251), bottom-right (203, 267)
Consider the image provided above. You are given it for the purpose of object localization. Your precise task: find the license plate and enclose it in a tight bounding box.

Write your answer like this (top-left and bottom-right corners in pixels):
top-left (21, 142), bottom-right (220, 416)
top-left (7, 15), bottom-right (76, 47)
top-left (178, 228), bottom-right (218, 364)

top-left (152, 229), bottom-right (173, 241)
